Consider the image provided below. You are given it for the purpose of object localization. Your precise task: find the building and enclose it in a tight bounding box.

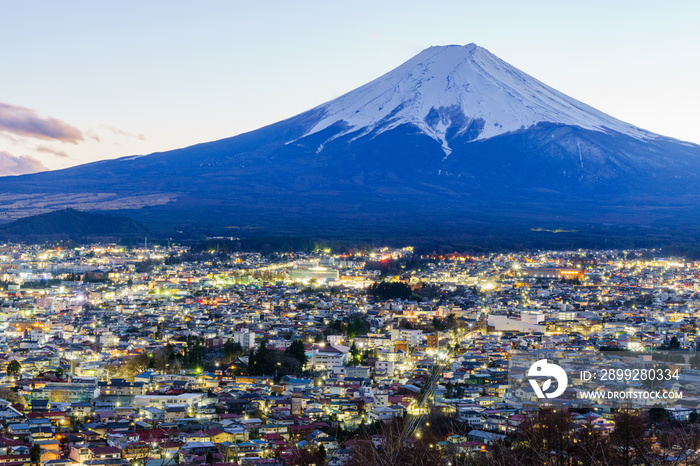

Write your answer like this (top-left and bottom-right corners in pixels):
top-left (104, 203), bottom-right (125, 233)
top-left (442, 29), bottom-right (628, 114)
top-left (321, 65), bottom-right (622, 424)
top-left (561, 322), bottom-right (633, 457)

top-left (133, 393), bottom-right (203, 410)
top-left (233, 329), bottom-right (255, 352)
top-left (390, 328), bottom-right (423, 347)
top-left (488, 311), bottom-right (545, 333)
top-left (309, 344), bottom-right (349, 373)
top-left (98, 379), bottom-right (145, 397)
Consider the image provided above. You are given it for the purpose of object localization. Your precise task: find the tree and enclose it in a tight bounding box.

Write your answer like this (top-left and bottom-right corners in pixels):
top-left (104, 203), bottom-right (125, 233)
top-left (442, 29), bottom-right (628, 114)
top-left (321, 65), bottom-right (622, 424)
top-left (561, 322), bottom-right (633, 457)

top-left (285, 339), bottom-right (308, 368)
top-left (346, 316), bottom-right (370, 338)
top-left (610, 410), bottom-right (651, 466)
top-left (153, 345), bottom-right (175, 373)
top-left (347, 417), bottom-right (442, 465)
top-left (361, 348), bottom-right (377, 364)
top-left (7, 360), bottom-right (21, 377)
top-left (288, 447), bottom-right (324, 466)
top-left (0, 387), bottom-right (25, 406)
top-left (249, 341), bottom-right (275, 376)
top-left (348, 343), bottom-right (361, 366)
top-left (117, 353), bottom-right (150, 380)
top-left (515, 408), bottom-right (577, 466)
top-left (51, 390), bottom-right (71, 403)
top-left (445, 313), bottom-right (457, 329)
top-left (572, 419), bottom-right (614, 465)
top-left (649, 403), bottom-right (669, 425)
top-left (30, 444), bottom-right (41, 465)
top-left (670, 336), bottom-right (681, 350)
top-left (181, 336), bottom-right (207, 368)
top-left (171, 358), bottom-right (182, 374)
top-left (367, 281), bottom-right (412, 301)
top-left (223, 339), bottom-right (244, 362)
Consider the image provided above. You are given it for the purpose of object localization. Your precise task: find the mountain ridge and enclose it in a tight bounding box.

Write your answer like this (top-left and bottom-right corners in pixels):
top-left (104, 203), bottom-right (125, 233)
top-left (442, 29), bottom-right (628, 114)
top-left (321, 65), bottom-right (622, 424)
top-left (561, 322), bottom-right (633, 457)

top-left (0, 44), bottom-right (699, 243)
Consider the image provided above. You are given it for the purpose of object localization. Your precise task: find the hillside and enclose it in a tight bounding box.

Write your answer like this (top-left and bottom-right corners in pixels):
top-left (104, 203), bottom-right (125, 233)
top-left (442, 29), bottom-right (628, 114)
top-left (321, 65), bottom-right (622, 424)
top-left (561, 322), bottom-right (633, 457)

top-left (0, 208), bottom-right (148, 242)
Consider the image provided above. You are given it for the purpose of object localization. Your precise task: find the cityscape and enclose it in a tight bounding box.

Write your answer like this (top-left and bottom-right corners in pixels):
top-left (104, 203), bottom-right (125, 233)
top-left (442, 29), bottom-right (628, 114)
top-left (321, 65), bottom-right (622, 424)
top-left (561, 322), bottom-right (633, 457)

top-left (2, 2), bottom-right (700, 465)
top-left (2, 243), bottom-right (700, 464)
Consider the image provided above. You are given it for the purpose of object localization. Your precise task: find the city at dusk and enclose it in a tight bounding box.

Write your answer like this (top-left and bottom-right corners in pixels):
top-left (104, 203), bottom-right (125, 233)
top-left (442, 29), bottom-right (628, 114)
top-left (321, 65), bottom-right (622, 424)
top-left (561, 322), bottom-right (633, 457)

top-left (1, 2), bottom-right (700, 465)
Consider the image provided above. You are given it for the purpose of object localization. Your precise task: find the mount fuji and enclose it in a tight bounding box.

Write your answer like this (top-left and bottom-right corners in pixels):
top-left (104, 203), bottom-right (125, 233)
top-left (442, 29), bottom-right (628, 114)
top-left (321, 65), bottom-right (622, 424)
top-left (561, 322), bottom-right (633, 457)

top-left (301, 44), bottom-right (655, 155)
top-left (1, 44), bottom-right (700, 243)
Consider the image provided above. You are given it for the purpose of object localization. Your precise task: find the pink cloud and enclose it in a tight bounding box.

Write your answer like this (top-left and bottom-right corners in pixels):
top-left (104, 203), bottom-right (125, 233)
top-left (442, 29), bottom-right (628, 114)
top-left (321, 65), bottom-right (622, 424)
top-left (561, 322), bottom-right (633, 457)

top-left (0, 102), bottom-right (83, 143)
top-left (0, 151), bottom-right (47, 176)
top-left (35, 145), bottom-right (70, 158)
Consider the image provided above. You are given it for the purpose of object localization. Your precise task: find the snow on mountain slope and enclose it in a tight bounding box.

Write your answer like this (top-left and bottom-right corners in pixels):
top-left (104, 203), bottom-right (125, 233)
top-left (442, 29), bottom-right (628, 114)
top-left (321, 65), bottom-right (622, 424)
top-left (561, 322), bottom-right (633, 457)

top-left (302, 44), bottom-right (657, 155)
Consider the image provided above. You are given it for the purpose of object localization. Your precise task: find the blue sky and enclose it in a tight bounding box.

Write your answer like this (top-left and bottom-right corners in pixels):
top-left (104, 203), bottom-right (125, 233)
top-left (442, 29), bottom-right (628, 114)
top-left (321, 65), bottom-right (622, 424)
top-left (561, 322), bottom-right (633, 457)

top-left (1, 0), bottom-right (698, 174)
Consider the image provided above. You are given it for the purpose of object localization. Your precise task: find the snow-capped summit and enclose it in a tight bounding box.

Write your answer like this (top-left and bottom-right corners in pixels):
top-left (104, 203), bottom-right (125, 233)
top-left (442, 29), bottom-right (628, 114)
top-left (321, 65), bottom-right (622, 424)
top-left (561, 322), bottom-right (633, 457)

top-left (302, 44), bottom-right (655, 155)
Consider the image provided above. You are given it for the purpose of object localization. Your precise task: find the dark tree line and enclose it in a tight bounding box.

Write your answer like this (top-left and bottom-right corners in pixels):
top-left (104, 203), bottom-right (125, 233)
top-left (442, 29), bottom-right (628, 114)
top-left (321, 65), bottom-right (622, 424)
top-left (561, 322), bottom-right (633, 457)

top-left (176, 336), bottom-right (207, 368)
top-left (432, 313), bottom-right (458, 331)
top-left (345, 407), bottom-right (700, 466)
top-left (347, 343), bottom-right (378, 366)
top-left (368, 281), bottom-right (412, 300)
top-left (223, 339), bottom-right (244, 362)
top-left (325, 316), bottom-right (371, 338)
top-left (248, 340), bottom-right (308, 379)
top-left (364, 255), bottom-right (425, 276)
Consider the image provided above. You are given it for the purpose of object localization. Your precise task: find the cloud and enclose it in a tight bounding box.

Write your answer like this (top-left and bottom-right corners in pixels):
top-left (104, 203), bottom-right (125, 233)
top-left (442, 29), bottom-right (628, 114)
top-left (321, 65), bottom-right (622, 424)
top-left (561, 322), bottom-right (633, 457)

top-left (0, 102), bottom-right (83, 143)
top-left (35, 145), bottom-right (70, 158)
top-left (0, 151), bottom-right (47, 176)
top-left (101, 125), bottom-right (146, 141)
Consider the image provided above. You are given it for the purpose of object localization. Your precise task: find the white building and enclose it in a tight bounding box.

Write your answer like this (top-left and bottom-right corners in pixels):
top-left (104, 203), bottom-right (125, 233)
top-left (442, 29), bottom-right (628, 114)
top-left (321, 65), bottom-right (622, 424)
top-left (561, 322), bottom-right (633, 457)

top-left (488, 311), bottom-right (545, 333)
top-left (390, 328), bottom-right (423, 347)
top-left (309, 344), bottom-right (349, 373)
top-left (233, 329), bottom-right (256, 351)
top-left (133, 393), bottom-right (203, 409)
top-left (375, 360), bottom-right (395, 377)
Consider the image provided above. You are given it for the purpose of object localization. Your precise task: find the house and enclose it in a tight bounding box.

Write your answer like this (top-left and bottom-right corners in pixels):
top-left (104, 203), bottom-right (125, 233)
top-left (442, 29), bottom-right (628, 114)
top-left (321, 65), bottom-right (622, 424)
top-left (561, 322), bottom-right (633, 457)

top-left (179, 431), bottom-right (210, 444)
top-left (466, 430), bottom-right (507, 446)
top-left (34, 440), bottom-right (60, 463)
top-left (7, 423), bottom-right (31, 437)
top-left (259, 424), bottom-right (289, 438)
top-left (0, 401), bottom-right (23, 421)
top-left (69, 402), bottom-right (92, 419)
top-left (98, 379), bottom-right (145, 397)
top-left (139, 407), bottom-right (164, 422)
top-left (178, 442), bottom-right (217, 463)
top-left (69, 444), bottom-right (91, 464)
top-left (88, 446), bottom-right (122, 461)
top-left (328, 447), bottom-right (352, 466)
top-left (163, 406), bottom-right (187, 422)
top-left (314, 435), bottom-right (339, 451)
top-left (230, 440), bottom-right (266, 459)
top-left (458, 409), bottom-right (483, 427)
top-left (205, 429), bottom-right (235, 444)
top-left (367, 406), bottom-right (404, 423)
top-left (122, 442), bottom-right (150, 460)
